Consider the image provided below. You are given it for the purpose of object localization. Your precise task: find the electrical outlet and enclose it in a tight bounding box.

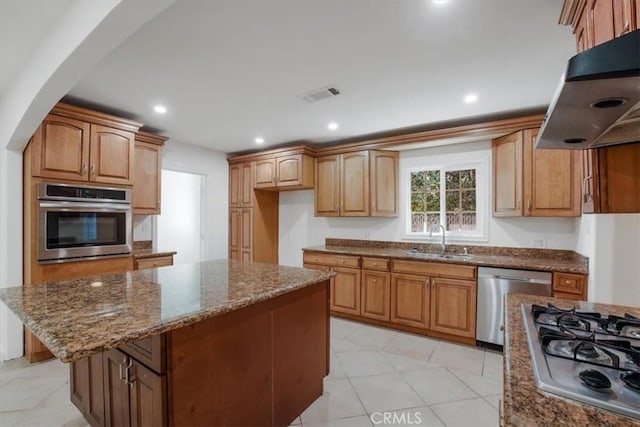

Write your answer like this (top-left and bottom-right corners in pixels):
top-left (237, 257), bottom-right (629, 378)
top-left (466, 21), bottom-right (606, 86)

top-left (532, 238), bottom-right (546, 248)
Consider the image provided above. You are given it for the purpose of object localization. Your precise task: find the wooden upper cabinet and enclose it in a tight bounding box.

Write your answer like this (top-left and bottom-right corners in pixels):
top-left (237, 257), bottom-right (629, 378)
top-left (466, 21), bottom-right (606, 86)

top-left (613, 0), bottom-right (638, 36)
top-left (29, 103), bottom-right (141, 185)
top-left (523, 128), bottom-right (582, 217)
top-left (229, 162), bottom-right (254, 208)
top-left (430, 277), bottom-right (476, 339)
top-left (587, 0), bottom-right (616, 46)
top-left (253, 154), bottom-right (313, 190)
top-left (31, 114), bottom-right (90, 181)
top-left (341, 151), bottom-right (370, 216)
top-left (370, 150), bottom-right (399, 217)
top-left (315, 155), bottom-right (340, 216)
top-left (133, 132), bottom-right (166, 215)
top-left (493, 129), bottom-right (581, 217)
top-left (492, 131), bottom-right (523, 216)
top-left (598, 143), bottom-right (640, 212)
top-left (575, 5), bottom-right (590, 52)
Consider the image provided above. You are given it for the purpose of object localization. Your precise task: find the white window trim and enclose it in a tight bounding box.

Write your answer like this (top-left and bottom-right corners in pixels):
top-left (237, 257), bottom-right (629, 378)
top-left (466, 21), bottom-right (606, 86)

top-left (402, 157), bottom-right (489, 243)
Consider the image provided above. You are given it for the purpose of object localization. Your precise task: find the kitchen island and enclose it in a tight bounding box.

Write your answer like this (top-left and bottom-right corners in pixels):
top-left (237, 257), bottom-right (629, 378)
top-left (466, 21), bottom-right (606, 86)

top-left (0, 260), bottom-right (333, 426)
top-left (505, 293), bottom-right (640, 426)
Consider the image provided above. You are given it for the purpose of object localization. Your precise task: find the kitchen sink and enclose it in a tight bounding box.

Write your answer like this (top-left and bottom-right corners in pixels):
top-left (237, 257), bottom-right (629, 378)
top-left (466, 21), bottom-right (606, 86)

top-left (402, 251), bottom-right (472, 261)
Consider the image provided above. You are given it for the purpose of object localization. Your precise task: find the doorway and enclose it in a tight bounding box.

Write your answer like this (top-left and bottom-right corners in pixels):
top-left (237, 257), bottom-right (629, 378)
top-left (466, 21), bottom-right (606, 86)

top-left (156, 169), bottom-right (204, 265)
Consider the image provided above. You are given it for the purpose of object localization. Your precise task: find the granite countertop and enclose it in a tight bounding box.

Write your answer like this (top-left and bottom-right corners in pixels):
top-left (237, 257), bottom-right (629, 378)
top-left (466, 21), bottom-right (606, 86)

top-left (132, 240), bottom-right (177, 259)
top-left (504, 293), bottom-right (640, 426)
top-left (0, 260), bottom-right (333, 363)
top-left (303, 239), bottom-right (588, 274)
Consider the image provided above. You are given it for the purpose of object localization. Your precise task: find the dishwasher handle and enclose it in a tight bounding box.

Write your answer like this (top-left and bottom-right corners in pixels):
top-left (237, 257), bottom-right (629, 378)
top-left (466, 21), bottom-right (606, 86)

top-left (490, 275), bottom-right (550, 285)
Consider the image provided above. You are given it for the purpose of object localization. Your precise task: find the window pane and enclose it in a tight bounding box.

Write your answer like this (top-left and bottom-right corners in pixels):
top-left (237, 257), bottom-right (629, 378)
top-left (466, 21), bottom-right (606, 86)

top-left (426, 213), bottom-right (440, 231)
top-left (460, 169), bottom-right (476, 189)
top-left (461, 213), bottom-right (477, 230)
top-left (446, 191), bottom-right (459, 211)
top-left (411, 213), bottom-right (426, 232)
top-left (446, 212), bottom-right (460, 231)
top-left (462, 190), bottom-right (476, 211)
top-left (425, 191), bottom-right (440, 212)
top-left (426, 170), bottom-right (440, 191)
top-left (411, 172), bottom-right (425, 192)
top-left (445, 170), bottom-right (460, 189)
top-left (411, 193), bottom-right (425, 212)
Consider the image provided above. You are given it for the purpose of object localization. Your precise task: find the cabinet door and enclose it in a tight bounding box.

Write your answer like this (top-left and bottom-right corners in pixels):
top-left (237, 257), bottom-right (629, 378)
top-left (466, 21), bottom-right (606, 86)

top-left (492, 131), bottom-right (523, 217)
top-left (31, 114), bottom-right (90, 181)
top-left (103, 349), bottom-right (131, 427)
top-left (133, 141), bottom-right (162, 214)
top-left (587, 0), bottom-right (615, 46)
top-left (370, 150), bottom-right (398, 217)
top-left (254, 158), bottom-right (277, 188)
top-left (553, 272), bottom-right (587, 300)
top-left (70, 353), bottom-right (105, 427)
top-left (240, 163), bottom-right (254, 206)
top-left (390, 273), bottom-right (429, 329)
top-left (315, 155), bottom-right (340, 217)
top-left (129, 359), bottom-right (167, 427)
top-left (229, 208), bottom-right (240, 260)
top-left (361, 270), bottom-right (390, 321)
top-left (90, 125), bottom-right (135, 185)
top-left (523, 129), bottom-right (581, 217)
top-left (276, 154), bottom-right (303, 188)
top-left (575, 6), bottom-right (591, 51)
top-left (582, 149), bottom-right (600, 213)
top-left (229, 164), bottom-right (242, 208)
top-left (340, 151), bottom-right (370, 216)
top-left (613, 0), bottom-right (636, 36)
top-left (430, 278), bottom-right (477, 339)
top-left (598, 143), bottom-right (640, 213)
top-left (330, 267), bottom-right (361, 315)
top-left (240, 208), bottom-right (253, 262)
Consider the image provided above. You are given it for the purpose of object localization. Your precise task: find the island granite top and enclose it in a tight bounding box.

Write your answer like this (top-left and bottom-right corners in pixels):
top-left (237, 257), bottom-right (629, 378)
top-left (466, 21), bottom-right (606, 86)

top-left (505, 293), bottom-right (640, 426)
top-left (0, 260), bottom-right (334, 363)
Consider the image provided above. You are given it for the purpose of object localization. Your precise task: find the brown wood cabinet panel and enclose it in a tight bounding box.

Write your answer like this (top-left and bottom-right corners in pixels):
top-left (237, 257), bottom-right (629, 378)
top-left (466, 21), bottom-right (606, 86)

top-left (255, 158), bottom-right (277, 188)
top-left (276, 154), bottom-right (304, 188)
top-left (391, 259), bottom-right (476, 280)
top-left (120, 335), bottom-right (166, 375)
top-left (240, 208), bottom-right (253, 261)
top-left (340, 151), bottom-right (370, 216)
top-left (70, 353), bottom-right (105, 427)
top-left (553, 272), bottom-right (587, 300)
top-left (134, 255), bottom-right (173, 270)
top-left (315, 155), bottom-right (340, 216)
top-left (582, 149), bottom-right (600, 213)
top-left (575, 5), bottom-right (590, 52)
top-left (613, 0), bottom-right (637, 35)
top-left (523, 129), bottom-right (582, 217)
top-left (361, 270), bottom-right (390, 321)
top-left (228, 208), bottom-right (240, 260)
top-left (103, 349), bottom-right (131, 427)
top-left (370, 150), bottom-right (399, 217)
top-left (588, 0), bottom-right (616, 46)
top-left (430, 278), bottom-right (477, 339)
top-left (133, 140), bottom-right (162, 214)
top-left (31, 115), bottom-right (90, 181)
top-left (129, 359), bottom-right (167, 427)
top-left (229, 164), bottom-right (241, 207)
top-left (240, 163), bottom-right (254, 205)
top-left (390, 273), bottom-right (430, 329)
top-left (302, 252), bottom-right (360, 268)
top-left (492, 131), bottom-right (523, 216)
top-left (90, 125), bottom-right (134, 185)
top-left (24, 329), bottom-right (53, 362)
top-left (361, 257), bottom-right (390, 271)
top-left (598, 143), bottom-right (640, 213)
top-left (331, 267), bottom-right (361, 315)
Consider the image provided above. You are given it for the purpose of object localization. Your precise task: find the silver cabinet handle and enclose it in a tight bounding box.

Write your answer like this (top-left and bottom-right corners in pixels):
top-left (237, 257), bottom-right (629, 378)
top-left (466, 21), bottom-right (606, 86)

top-left (118, 358), bottom-right (127, 381)
top-left (82, 164), bottom-right (88, 175)
top-left (618, 21), bottom-right (630, 37)
top-left (124, 358), bottom-right (134, 386)
top-left (90, 164), bottom-right (96, 176)
top-left (527, 199), bottom-right (531, 211)
top-left (583, 175), bottom-right (593, 202)
top-left (517, 199), bottom-right (521, 210)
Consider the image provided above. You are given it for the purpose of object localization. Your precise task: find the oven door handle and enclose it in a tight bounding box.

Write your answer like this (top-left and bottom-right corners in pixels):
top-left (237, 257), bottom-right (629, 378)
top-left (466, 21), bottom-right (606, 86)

top-left (38, 201), bottom-right (131, 211)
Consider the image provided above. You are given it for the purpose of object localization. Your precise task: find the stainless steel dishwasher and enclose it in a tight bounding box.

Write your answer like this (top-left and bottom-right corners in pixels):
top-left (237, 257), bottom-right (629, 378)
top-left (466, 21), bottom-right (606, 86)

top-left (476, 267), bottom-right (552, 346)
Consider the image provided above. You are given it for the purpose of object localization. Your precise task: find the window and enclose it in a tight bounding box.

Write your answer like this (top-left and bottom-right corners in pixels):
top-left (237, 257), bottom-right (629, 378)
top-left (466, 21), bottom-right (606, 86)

top-left (405, 159), bottom-right (486, 241)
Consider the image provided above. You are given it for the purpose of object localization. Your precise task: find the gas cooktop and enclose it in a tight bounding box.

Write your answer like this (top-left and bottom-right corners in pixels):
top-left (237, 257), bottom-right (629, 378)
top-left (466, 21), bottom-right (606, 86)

top-left (522, 303), bottom-right (640, 420)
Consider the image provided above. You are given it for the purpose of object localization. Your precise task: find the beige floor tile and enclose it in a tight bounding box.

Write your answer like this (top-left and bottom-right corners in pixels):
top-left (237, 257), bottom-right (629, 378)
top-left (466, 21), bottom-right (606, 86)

top-left (483, 394), bottom-right (502, 411)
top-left (430, 397), bottom-right (498, 427)
top-left (449, 368), bottom-right (503, 397)
top-left (381, 351), bottom-right (439, 372)
top-left (12, 403), bottom-right (86, 427)
top-left (304, 415), bottom-right (374, 427)
top-left (369, 407), bottom-right (445, 427)
top-left (330, 317), bottom-right (363, 340)
top-left (326, 351), bottom-right (347, 380)
top-left (382, 332), bottom-right (438, 362)
top-left (300, 379), bottom-right (366, 424)
top-left (289, 415), bottom-right (302, 426)
top-left (402, 367), bottom-right (477, 405)
top-left (331, 337), bottom-right (363, 353)
top-left (39, 381), bottom-right (72, 408)
top-left (0, 410), bottom-right (26, 427)
top-left (0, 358), bottom-right (68, 380)
top-left (336, 350), bottom-right (395, 378)
top-left (428, 341), bottom-right (485, 375)
top-left (0, 376), bottom-right (66, 412)
top-left (350, 373), bottom-right (424, 413)
top-left (483, 350), bottom-right (504, 380)
top-left (344, 325), bottom-right (398, 350)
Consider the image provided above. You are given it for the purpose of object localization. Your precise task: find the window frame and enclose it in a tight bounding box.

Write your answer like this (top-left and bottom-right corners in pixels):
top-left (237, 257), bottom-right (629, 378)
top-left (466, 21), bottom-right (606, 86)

top-left (403, 158), bottom-right (488, 242)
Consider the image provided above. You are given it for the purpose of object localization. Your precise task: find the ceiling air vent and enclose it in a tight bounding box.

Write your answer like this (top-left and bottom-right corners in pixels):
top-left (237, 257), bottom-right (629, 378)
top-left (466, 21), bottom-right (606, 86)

top-left (299, 85), bottom-right (341, 103)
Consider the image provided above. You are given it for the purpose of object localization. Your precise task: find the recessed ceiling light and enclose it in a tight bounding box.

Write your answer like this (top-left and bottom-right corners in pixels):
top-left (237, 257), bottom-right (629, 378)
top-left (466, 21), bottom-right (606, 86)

top-left (255, 137), bottom-right (264, 144)
top-left (153, 105), bottom-right (167, 114)
top-left (328, 122), bottom-right (339, 131)
top-left (432, 0), bottom-right (448, 4)
top-left (464, 93), bottom-right (478, 104)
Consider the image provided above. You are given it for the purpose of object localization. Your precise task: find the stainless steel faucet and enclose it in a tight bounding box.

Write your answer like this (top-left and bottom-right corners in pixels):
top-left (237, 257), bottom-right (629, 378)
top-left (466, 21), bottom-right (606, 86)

top-left (430, 224), bottom-right (446, 254)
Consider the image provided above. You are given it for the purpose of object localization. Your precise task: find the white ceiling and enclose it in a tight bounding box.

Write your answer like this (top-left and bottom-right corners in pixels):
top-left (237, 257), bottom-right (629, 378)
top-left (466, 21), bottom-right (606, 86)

top-left (62, 0), bottom-right (576, 153)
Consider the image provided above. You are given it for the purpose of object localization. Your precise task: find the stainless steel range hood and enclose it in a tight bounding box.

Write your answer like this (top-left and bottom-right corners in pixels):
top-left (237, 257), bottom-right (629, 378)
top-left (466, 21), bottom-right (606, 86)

top-left (536, 30), bottom-right (640, 150)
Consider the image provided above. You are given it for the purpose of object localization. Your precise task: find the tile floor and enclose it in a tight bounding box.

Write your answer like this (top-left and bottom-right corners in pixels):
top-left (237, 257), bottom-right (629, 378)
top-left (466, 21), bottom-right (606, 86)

top-left (0, 318), bottom-right (503, 426)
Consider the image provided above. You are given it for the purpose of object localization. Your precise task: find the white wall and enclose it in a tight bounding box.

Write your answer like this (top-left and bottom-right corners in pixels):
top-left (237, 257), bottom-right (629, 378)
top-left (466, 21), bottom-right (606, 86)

top-left (279, 141), bottom-right (579, 267)
top-left (133, 215), bottom-right (153, 241)
top-left (161, 141), bottom-right (228, 261)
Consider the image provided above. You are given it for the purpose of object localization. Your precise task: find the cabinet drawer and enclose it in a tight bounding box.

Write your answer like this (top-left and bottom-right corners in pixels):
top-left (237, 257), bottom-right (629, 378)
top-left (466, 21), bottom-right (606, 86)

top-left (553, 291), bottom-right (584, 302)
top-left (120, 334), bottom-right (166, 374)
top-left (303, 252), bottom-right (360, 268)
top-left (361, 257), bottom-right (389, 271)
top-left (391, 260), bottom-right (476, 280)
top-left (135, 256), bottom-right (173, 270)
top-left (553, 272), bottom-right (586, 297)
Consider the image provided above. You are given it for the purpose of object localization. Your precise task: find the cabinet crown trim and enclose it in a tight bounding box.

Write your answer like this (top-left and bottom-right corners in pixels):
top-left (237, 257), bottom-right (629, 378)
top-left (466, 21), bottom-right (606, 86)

top-left (52, 102), bottom-right (143, 132)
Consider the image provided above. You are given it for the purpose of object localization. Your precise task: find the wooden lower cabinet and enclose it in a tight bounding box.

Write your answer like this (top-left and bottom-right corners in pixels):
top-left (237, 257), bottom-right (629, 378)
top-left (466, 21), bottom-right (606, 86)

top-left (331, 267), bottom-right (361, 315)
top-left (361, 270), bottom-right (390, 321)
top-left (71, 354), bottom-right (105, 427)
top-left (552, 272), bottom-right (588, 301)
top-left (390, 273), bottom-right (430, 329)
top-left (430, 278), bottom-right (477, 339)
